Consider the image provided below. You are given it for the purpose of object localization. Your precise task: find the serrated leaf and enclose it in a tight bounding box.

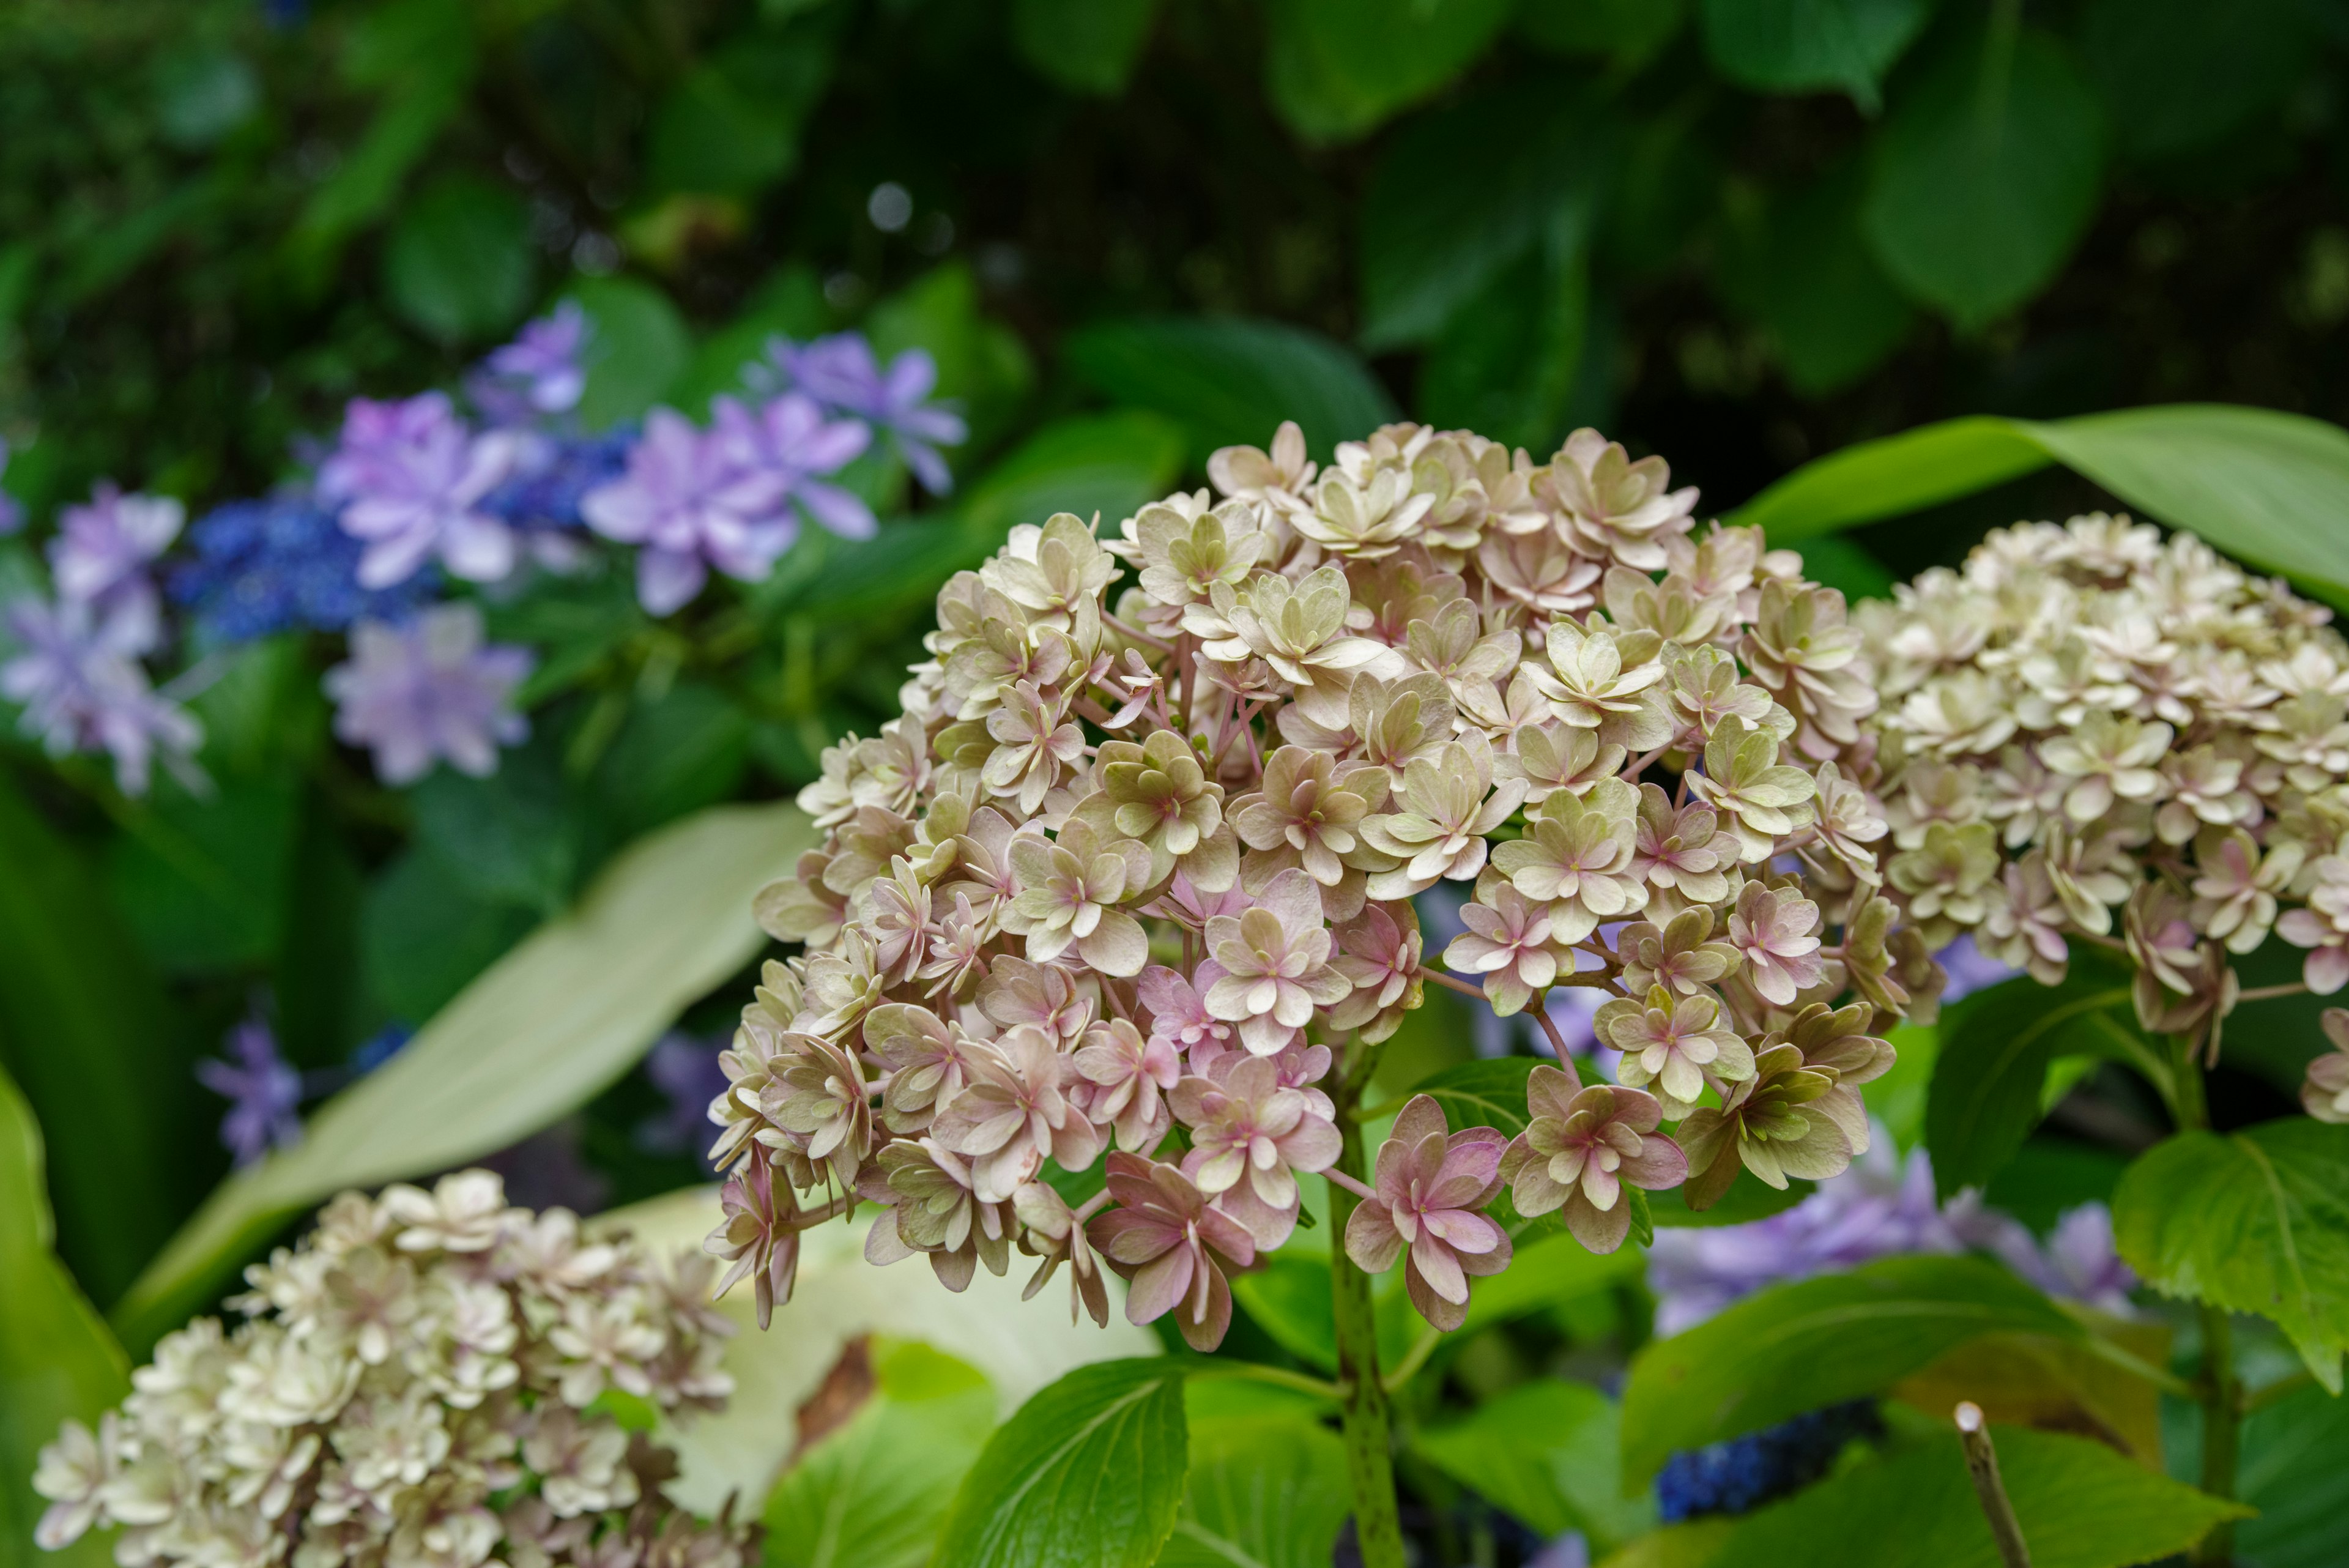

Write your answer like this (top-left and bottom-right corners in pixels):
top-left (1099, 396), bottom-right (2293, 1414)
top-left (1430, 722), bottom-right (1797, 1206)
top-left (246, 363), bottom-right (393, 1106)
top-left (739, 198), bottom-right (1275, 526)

top-left (1620, 1254), bottom-right (2082, 1484)
top-left (1699, 0), bottom-right (1935, 111)
top-left (2230, 1375), bottom-right (2349, 1568)
top-left (1716, 1425), bottom-right (2247, 1568)
top-left (1408, 1055), bottom-right (1539, 1138)
top-left (1156, 1415), bottom-right (1348, 1568)
top-left (2112, 1118), bottom-right (2349, 1391)
top-left (1862, 27), bottom-right (2106, 329)
top-left (935, 1358), bottom-right (1189, 1568)
top-left (761, 1341), bottom-right (996, 1568)
top-left (1924, 968), bottom-right (2136, 1200)
top-left (1064, 317), bottom-right (1395, 462)
top-left (0, 1061), bottom-right (132, 1568)
top-left (1263, 0), bottom-right (1513, 144)
top-left (1012, 0), bottom-right (1159, 95)
top-left (113, 803), bottom-right (814, 1351)
top-left (1414, 1380), bottom-right (1652, 1550)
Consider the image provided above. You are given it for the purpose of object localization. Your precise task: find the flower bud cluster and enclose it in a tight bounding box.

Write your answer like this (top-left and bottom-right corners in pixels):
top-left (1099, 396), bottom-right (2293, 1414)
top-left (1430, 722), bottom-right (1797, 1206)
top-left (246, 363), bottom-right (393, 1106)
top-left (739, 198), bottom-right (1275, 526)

top-left (1860, 516), bottom-right (2349, 1071)
top-left (723, 419), bottom-right (1917, 1344)
top-left (34, 1172), bottom-right (751, 1568)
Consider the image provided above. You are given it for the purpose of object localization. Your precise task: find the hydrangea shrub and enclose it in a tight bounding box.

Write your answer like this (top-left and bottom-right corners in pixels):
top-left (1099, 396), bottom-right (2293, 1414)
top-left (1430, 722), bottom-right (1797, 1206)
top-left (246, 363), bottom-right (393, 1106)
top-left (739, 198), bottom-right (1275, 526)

top-left (32, 1172), bottom-right (752, 1568)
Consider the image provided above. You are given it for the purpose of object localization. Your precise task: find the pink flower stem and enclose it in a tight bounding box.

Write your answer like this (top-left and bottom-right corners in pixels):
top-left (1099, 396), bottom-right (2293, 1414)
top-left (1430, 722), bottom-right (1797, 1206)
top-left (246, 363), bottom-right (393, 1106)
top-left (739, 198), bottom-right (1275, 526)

top-left (1531, 1001), bottom-right (1576, 1061)
top-left (2234, 981), bottom-right (2306, 1003)
top-left (1420, 967), bottom-right (1488, 1001)
top-left (1322, 1166), bottom-right (1377, 1202)
top-left (1101, 611), bottom-right (1177, 653)
top-left (1072, 1188), bottom-right (1116, 1224)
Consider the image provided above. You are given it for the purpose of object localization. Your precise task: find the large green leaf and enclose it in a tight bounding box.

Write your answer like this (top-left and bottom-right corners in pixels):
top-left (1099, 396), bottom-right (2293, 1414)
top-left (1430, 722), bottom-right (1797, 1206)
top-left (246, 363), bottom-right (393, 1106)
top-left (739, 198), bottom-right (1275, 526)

top-left (1924, 968), bottom-right (2136, 1200)
top-left (107, 775), bottom-right (300, 973)
top-left (2078, 0), bottom-right (2309, 162)
top-left (935, 1359), bottom-right (1189, 1568)
top-left (1516, 0), bottom-right (1686, 67)
top-left (113, 802), bottom-right (814, 1350)
top-left (1357, 83), bottom-right (1614, 350)
top-left (1414, 1380), bottom-right (1652, 1551)
top-left (1417, 230), bottom-right (1591, 456)
top-left (1698, 0), bottom-right (1935, 112)
top-left (1862, 27), bottom-right (2106, 328)
top-left (1012, 0), bottom-right (1159, 95)
top-left (382, 172), bottom-right (533, 345)
top-left (0, 1062), bottom-right (130, 1568)
top-left (1263, 0), bottom-right (1513, 144)
top-left (2232, 1376), bottom-right (2349, 1568)
top-left (2112, 1118), bottom-right (2349, 1391)
top-left (1713, 158), bottom-right (1912, 394)
top-left (569, 277), bottom-right (692, 432)
top-left (1619, 1254), bottom-right (2082, 1484)
top-left (1725, 404), bottom-right (2349, 608)
top-left (762, 1340), bottom-right (997, 1568)
top-left (644, 31), bottom-right (835, 198)
top-left (1156, 1415), bottom-right (1349, 1568)
top-left (1064, 317), bottom-right (1395, 462)
top-left (1456, 1227), bottom-right (1645, 1332)
top-left (1407, 1055), bottom-right (1540, 1139)
top-left (1713, 1426), bottom-right (2247, 1568)
top-left (962, 411), bottom-right (1187, 540)
top-left (0, 770), bottom-right (193, 1306)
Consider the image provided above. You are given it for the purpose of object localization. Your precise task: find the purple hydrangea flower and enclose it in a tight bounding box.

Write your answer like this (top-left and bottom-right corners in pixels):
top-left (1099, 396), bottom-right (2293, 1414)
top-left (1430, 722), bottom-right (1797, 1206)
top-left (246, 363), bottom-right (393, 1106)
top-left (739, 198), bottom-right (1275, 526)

top-left (480, 429), bottom-right (633, 533)
top-left (1, 594), bottom-right (202, 794)
top-left (470, 302), bottom-right (592, 426)
top-left (1945, 1195), bottom-right (2138, 1317)
top-left (169, 490), bottom-right (434, 644)
top-left (322, 602), bottom-right (533, 785)
top-left (768, 334), bottom-right (967, 494)
top-left (711, 392), bottom-right (875, 538)
top-left (637, 1030), bottom-right (730, 1159)
top-left (319, 393), bottom-right (521, 589)
top-left (1936, 933), bottom-right (2019, 1006)
top-left (196, 1015), bottom-right (304, 1167)
top-left (0, 439), bottom-right (22, 537)
top-left (48, 483), bottom-right (184, 656)
top-left (579, 407), bottom-right (793, 615)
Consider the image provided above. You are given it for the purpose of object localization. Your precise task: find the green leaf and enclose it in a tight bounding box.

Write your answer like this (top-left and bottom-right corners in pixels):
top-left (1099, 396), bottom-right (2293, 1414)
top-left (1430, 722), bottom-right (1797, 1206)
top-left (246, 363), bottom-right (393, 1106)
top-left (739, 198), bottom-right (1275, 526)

top-left (113, 802), bottom-right (815, 1351)
top-left (935, 1358), bottom-right (1188, 1568)
top-left (595, 682), bottom-right (753, 841)
top-left (568, 277), bottom-right (692, 433)
top-left (1012, 0), bottom-right (1160, 95)
top-left (382, 173), bottom-right (533, 345)
top-left (1698, 0), bottom-right (1935, 112)
top-left (1861, 27), bottom-right (2106, 329)
top-left (0, 1061), bottom-right (131, 1568)
top-left (1418, 232), bottom-right (1591, 455)
top-left (1264, 0), bottom-right (1513, 144)
top-left (1649, 1171), bottom-right (1815, 1227)
top-left (0, 771), bottom-right (193, 1306)
top-left (152, 45), bottom-right (261, 149)
top-left (1792, 535), bottom-right (1897, 604)
top-left (1456, 1227), bottom-right (1645, 1334)
top-left (762, 1340), bottom-right (998, 1568)
top-left (2079, 0), bottom-right (2309, 162)
top-left (1516, 0), bottom-right (1687, 67)
top-left (1156, 1415), bottom-right (1349, 1568)
top-left (1712, 1426), bottom-right (2247, 1568)
top-left (2232, 1375), bottom-right (2349, 1568)
top-left (106, 776), bottom-right (300, 974)
top-left (1414, 1380), bottom-right (1652, 1550)
top-left (962, 411), bottom-right (1187, 540)
top-left (1715, 158), bottom-right (1913, 393)
top-left (409, 749), bottom-right (583, 917)
top-left (1064, 317), bottom-right (1396, 463)
top-left (285, 63), bottom-right (472, 284)
top-left (2112, 1118), bottom-right (2349, 1391)
top-left (1407, 1056), bottom-right (1539, 1139)
top-left (1726, 414), bottom-right (2052, 542)
top-left (866, 261), bottom-right (1036, 457)
top-left (1619, 1254), bottom-right (2084, 1484)
top-left (1358, 83), bottom-right (1613, 350)
top-left (360, 847), bottom-right (538, 1025)
top-left (645, 31), bottom-right (836, 197)
top-left (1230, 1251), bottom-right (1339, 1372)
top-left (1924, 968), bottom-right (2136, 1200)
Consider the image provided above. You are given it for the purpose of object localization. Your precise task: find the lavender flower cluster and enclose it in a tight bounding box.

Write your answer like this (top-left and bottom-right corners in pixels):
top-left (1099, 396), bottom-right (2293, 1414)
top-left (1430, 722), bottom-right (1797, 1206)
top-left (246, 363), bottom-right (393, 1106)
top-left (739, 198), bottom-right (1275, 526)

top-left (32, 1172), bottom-right (752, 1568)
top-left (707, 417), bottom-right (1935, 1349)
top-left (2, 303), bottom-right (963, 792)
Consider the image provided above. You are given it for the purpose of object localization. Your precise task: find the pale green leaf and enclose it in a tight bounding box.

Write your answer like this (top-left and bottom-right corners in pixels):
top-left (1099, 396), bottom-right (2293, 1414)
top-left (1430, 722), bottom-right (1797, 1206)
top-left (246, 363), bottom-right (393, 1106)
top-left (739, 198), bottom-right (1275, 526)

top-left (0, 1061), bottom-right (130, 1568)
top-left (1408, 1056), bottom-right (1539, 1139)
top-left (1012, 0), bottom-right (1160, 96)
top-left (1715, 1426), bottom-right (2248, 1568)
top-left (1414, 1380), bottom-right (1653, 1550)
top-left (936, 1359), bottom-right (1189, 1568)
top-left (1699, 0), bottom-right (1935, 111)
top-left (1064, 317), bottom-right (1396, 462)
top-left (2112, 1118), bottom-right (2349, 1391)
top-left (113, 803), bottom-right (814, 1351)
top-left (1620, 1254), bottom-right (2082, 1484)
top-left (1861, 28), bottom-right (2106, 328)
top-left (1156, 1416), bottom-right (1348, 1568)
top-left (762, 1341), bottom-right (996, 1568)
top-left (1726, 414), bottom-right (2050, 541)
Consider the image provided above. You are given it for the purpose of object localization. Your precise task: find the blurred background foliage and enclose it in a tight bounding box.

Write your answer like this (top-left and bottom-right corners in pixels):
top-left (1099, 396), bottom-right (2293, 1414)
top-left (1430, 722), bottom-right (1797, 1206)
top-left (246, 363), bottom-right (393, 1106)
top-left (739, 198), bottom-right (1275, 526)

top-left (4, 0), bottom-right (2348, 1309)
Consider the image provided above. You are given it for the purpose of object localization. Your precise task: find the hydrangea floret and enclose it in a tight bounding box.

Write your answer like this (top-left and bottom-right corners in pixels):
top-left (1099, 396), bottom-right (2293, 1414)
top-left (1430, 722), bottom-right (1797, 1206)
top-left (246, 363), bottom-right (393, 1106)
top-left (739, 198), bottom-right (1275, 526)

top-left (716, 415), bottom-right (1921, 1359)
top-left (33, 1172), bottom-right (754, 1568)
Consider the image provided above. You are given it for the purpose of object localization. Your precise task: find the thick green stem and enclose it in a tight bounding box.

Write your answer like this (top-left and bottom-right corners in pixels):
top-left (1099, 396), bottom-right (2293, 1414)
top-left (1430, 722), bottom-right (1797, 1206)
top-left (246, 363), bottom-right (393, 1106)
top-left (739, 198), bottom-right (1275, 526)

top-left (2195, 1304), bottom-right (2241, 1567)
top-left (1329, 1085), bottom-right (1407, 1568)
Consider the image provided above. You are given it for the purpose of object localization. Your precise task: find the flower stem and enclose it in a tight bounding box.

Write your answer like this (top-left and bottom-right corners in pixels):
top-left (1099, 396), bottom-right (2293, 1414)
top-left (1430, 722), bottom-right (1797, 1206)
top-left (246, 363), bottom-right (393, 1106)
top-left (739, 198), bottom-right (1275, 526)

top-left (2195, 1302), bottom-right (2242, 1566)
top-left (1329, 1079), bottom-right (1407, 1568)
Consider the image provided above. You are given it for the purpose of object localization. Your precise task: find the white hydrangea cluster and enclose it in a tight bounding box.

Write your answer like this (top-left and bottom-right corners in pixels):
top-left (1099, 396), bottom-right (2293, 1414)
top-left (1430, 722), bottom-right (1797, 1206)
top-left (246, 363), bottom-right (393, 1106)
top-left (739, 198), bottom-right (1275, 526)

top-left (33, 1173), bottom-right (751, 1568)
top-left (1860, 514), bottom-right (2349, 1058)
top-left (719, 418), bottom-right (1928, 1346)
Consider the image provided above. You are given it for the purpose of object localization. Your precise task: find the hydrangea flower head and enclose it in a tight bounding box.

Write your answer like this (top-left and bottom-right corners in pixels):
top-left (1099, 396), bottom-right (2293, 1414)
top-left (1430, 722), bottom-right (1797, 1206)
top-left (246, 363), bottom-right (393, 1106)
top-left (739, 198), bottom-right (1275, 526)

top-left (171, 490), bottom-right (434, 643)
top-left (579, 408), bottom-right (794, 615)
top-left (196, 1014), bottom-right (305, 1167)
top-left (32, 1172), bottom-right (752, 1568)
top-left (715, 415), bottom-right (1926, 1347)
top-left (472, 301), bottom-right (593, 424)
top-left (768, 333), bottom-right (967, 495)
top-left (2, 592), bottom-right (202, 793)
top-left (320, 392), bottom-right (522, 588)
top-left (324, 602), bottom-right (532, 784)
top-left (49, 481), bottom-right (183, 652)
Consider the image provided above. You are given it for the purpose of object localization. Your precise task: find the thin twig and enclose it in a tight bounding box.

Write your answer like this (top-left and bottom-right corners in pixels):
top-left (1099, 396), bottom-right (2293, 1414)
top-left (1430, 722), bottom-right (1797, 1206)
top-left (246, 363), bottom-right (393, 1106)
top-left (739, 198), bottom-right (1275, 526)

top-left (2233, 981), bottom-right (2308, 1005)
top-left (1100, 610), bottom-right (1177, 653)
top-left (1422, 968), bottom-right (1490, 1001)
top-left (1955, 1403), bottom-right (2033, 1568)
top-left (1323, 1167), bottom-right (1378, 1202)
